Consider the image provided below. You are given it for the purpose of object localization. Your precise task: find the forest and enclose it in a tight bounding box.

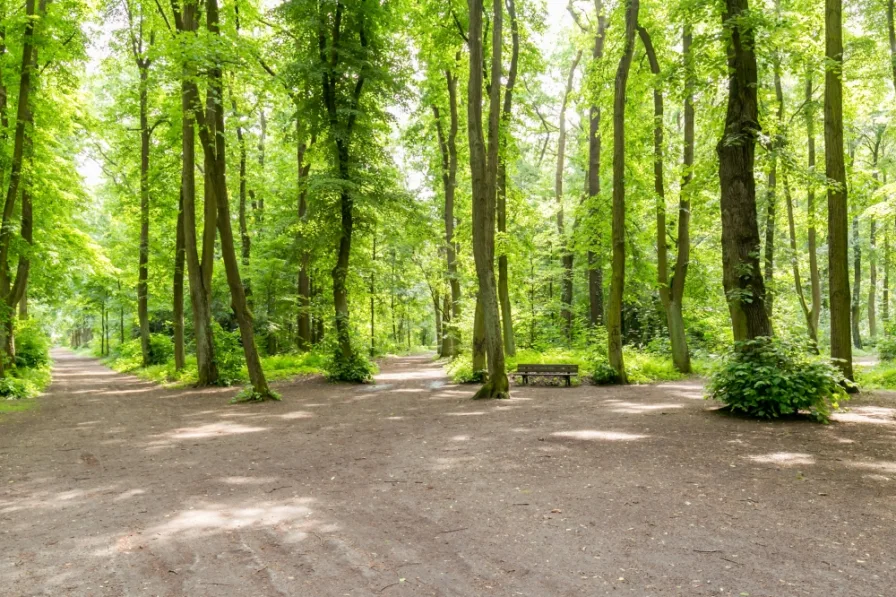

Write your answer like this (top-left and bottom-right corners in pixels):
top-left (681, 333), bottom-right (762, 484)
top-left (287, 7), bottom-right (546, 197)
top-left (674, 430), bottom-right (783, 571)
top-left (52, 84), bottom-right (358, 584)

top-left (0, 0), bottom-right (891, 414)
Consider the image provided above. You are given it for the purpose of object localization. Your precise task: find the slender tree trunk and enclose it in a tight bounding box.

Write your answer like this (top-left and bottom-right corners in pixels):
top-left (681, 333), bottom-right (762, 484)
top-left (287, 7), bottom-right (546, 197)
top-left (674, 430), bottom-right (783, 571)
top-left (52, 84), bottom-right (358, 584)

top-left (717, 0), bottom-right (772, 341)
top-left (235, 101), bottom-right (252, 308)
top-left (296, 128), bottom-right (312, 350)
top-left (639, 24), bottom-right (691, 373)
top-left (870, 221), bottom-right (878, 339)
top-left (137, 61), bottom-right (151, 366)
top-left (173, 189), bottom-right (186, 371)
top-left (607, 0), bottom-right (639, 383)
top-left (200, 0), bottom-right (272, 398)
top-left (433, 66), bottom-right (462, 357)
top-left (467, 0), bottom-right (509, 398)
top-left (826, 0), bottom-right (854, 379)
top-left (556, 51), bottom-right (581, 343)
top-left (497, 0), bottom-right (520, 355)
top-left (370, 232), bottom-right (376, 357)
top-left (172, 0), bottom-right (218, 386)
top-left (852, 215), bottom-right (863, 348)
top-left (472, 296), bottom-right (486, 377)
top-left (784, 171), bottom-right (815, 345)
top-left (884, 226), bottom-right (890, 325)
top-left (806, 74), bottom-right (822, 345)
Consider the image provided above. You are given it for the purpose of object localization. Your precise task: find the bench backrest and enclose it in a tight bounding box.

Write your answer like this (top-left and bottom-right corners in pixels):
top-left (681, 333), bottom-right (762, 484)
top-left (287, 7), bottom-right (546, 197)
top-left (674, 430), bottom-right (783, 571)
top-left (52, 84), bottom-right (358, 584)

top-left (517, 364), bottom-right (578, 374)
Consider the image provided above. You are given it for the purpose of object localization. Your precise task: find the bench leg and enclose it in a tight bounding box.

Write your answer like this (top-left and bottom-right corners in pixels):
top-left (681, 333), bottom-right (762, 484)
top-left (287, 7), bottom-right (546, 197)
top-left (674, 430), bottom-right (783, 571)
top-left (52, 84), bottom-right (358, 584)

top-left (523, 375), bottom-right (528, 385)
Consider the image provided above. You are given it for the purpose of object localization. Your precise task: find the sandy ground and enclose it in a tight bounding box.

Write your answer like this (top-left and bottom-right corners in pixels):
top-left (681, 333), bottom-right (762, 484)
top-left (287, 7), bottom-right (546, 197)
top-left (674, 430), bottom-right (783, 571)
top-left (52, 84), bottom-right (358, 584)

top-left (1, 349), bottom-right (895, 596)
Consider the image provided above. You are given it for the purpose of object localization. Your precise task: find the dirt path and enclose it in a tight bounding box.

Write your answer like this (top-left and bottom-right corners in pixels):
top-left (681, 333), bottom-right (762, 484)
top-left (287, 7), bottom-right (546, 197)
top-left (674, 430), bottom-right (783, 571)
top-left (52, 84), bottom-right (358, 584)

top-left (2, 349), bottom-right (896, 596)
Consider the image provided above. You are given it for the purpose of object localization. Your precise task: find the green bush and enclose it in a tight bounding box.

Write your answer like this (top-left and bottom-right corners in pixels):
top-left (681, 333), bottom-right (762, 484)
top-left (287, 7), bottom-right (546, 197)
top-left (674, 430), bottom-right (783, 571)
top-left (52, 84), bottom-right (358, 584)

top-left (15, 319), bottom-right (50, 369)
top-left (878, 336), bottom-right (896, 361)
top-left (707, 337), bottom-right (848, 423)
top-left (211, 322), bottom-right (245, 386)
top-left (446, 354), bottom-right (485, 383)
top-left (591, 360), bottom-right (620, 385)
top-left (147, 334), bottom-right (174, 365)
top-left (0, 365), bottom-right (51, 399)
top-left (325, 346), bottom-right (376, 383)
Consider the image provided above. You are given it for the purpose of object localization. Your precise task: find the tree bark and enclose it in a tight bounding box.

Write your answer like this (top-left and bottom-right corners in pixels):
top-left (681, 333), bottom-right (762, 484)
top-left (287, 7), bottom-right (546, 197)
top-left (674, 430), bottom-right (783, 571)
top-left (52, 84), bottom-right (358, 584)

top-left (173, 189), bottom-right (186, 371)
top-left (467, 0), bottom-right (509, 398)
top-left (716, 0), bottom-right (772, 341)
top-left (296, 126), bottom-right (313, 350)
top-left (805, 74), bottom-right (822, 346)
top-left (432, 65), bottom-right (461, 357)
top-left (171, 0), bottom-right (218, 386)
top-left (497, 0), bottom-right (520, 356)
top-left (852, 215), bottom-right (863, 348)
top-left (199, 0), bottom-right (272, 398)
top-left (825, 0), bottom-right (854, 379)
top-left (607, 0), bottom-right (639, 383)
top-left (868, 134), bottom-right (883, 339)
top-left (556, 50), bottom-right (581, 343)
top-left (137, 57), bottom-right (151, 366)
top-left (639, 23), bottom-right (691, 373)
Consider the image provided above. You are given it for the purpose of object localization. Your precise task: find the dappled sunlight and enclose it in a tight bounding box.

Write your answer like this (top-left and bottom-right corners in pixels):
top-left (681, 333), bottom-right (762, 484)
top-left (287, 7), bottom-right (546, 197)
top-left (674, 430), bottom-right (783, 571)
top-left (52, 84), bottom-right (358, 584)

top-left (844, 459), bottom-right (896, 475)
top-left (145, 422), bottom-right (268, 450)
top-left (450, 434), bottom-right (470, 441)
top-left (375, 369), bottom-right (445, 381)
top-left (445, 410), bottom-right (487, 416)
top-left (113, 489), bottom-right (145, 502)
top-left (747, 452), bottom-right (816, 466)
top-left (275, 410), bottom-right (315, 420)
top-left (385, 415), bottom-right (405, 420)
top-left (103, 497), bottom-right (320, 552)
top-left (432, 455), bottom-right (477, 470)
top-left (604, 399), bottom-right (684, 414)
top-left (53, 370), bottom-right (118, 378)
top-left (833, 406), bottom-right (896, 426)
top-left (96, 387), bottom-right (155, 396)
top-left (551, 430), bottom-right (649, 442)
top-left (217, 476), bottom-right (280, 486)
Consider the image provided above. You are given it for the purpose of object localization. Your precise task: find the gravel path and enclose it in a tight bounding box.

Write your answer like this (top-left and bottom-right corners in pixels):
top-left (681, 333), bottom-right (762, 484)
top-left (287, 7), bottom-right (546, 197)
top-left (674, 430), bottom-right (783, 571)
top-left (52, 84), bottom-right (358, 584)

top-left (1, 348), bottom-right (895, 596)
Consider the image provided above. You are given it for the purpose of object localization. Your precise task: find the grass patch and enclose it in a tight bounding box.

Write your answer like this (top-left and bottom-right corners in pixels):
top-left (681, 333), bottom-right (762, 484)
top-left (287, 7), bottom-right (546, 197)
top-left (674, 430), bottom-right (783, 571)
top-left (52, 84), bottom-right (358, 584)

top-left (856, 361), bottom-right (896, 390)
top-left (104, 350), bottom-right (327, 388)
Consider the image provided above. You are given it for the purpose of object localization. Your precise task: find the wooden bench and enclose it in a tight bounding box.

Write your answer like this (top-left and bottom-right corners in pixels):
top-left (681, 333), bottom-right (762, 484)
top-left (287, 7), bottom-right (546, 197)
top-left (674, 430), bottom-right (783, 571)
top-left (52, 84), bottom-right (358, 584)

top-left (513, 364), bottom-right (578, 387)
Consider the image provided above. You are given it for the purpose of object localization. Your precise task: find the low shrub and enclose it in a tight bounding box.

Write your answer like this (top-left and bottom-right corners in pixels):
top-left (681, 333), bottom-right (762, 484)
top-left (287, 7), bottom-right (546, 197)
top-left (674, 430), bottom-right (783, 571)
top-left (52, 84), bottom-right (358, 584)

top-left (591, 360), bottom-right (620, 385)
top-left (877, 336), bottom-right (896, 361)
top-left (0, 364), bottom-right (51, 399)
top-left (211, 322), bottom-right (244, 386)
top-left (325, 346), bottom-right (376, 383)
top-left (15, 319), bottom-right (50, 369)
top-left (706, 337), bottom-right (848, 423)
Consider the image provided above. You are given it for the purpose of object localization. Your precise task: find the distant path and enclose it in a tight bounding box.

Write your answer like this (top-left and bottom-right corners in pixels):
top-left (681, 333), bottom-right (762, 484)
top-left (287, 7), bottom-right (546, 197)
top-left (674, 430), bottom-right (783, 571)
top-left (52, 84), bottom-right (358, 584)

top-left (1, 349), bottom-right (895, 595)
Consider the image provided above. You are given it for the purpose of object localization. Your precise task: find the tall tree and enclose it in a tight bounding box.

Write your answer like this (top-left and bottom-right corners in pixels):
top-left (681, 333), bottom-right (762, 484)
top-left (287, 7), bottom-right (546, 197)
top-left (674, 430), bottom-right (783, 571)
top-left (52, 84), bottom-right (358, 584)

top-left (607, 0), bottom-right (639, 382)
top-left (639, 22), bottom-right (690, 373)
top-left (825, 0), bottom-right (854, 379)
top-left (467, 0), bottom-right (509, 398)
top-left (170, 0), bottom-right (218, 386)
top-left (555, 50), bottom-right (581, 342)
top-left (716, 0), bottom-right (772, 341)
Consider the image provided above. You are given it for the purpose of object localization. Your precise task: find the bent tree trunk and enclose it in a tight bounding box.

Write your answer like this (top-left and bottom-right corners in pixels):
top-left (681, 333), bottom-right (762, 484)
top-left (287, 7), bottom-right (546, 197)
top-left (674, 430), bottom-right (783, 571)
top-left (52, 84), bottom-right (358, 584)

top-left (825, 0), bottom-right (854, 379)
top-left (639, 23), bottom-right (690, 373)
top-left (201, 0), bottom-right (272, 399)
top-left (172, 0), bottom-right (218, 386)
top-left (607, 0), bottom-right (639, 383)
top-left (716, 0), bottom-right (772, 341)
top-left (467, 0), bottom-right (509, 399)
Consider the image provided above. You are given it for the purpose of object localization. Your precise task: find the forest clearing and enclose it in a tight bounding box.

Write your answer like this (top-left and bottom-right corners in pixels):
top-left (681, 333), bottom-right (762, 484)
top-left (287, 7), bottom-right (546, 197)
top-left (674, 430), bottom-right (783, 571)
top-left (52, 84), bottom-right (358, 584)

top-left (3, 0), bottom-right (896, 593)
top-left (1, 350), bottom-right (894, 596)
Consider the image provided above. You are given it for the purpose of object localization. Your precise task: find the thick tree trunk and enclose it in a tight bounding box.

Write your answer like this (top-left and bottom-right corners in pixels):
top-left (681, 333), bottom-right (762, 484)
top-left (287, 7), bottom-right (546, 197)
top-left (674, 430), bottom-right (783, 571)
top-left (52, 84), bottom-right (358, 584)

top-left (496, 0), bottom-right (520, 356)
top-left (556, 51), bottom-right (581, 343)
top-left (826, 0), bottom-right (854, 379)
top-left (173, 190), bottom-right (186, 371)
top-left (467, 0), bottom-right (509, 399)
top-left (200, 0), bottom-right (272, 398)
top-left (607, 0), bottom-right (639, 383)
top-left (716, 0), bottom-right (772, 341)
top-left (172, 0), bottom-right (218, 386)
top-left (472, 295), bottom-right (486, 377)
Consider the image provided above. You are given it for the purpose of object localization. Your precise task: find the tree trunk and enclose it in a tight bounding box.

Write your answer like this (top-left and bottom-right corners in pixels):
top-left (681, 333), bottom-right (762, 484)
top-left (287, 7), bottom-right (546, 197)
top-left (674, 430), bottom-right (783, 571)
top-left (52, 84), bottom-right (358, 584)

top-left (137, 61), bottom-right (151, 367)
top-left (639, 23), bottom-right (691, 373)
top-left (556, 50), bottom-right (581, 343)
top-left (472, 295), bottom-right (486, 378)
top-left (370, 232), bottom-right (376, 357)
top-left (200, 0), bottom-right (272, 398)
top-left (172, 0), bottom-right (218, 386)
top-left (433, 66), bottom-right (461, 357)
top-left (870, 221), bottom-right (878, 339)
top-left (173, 189), bottom-right (186, 371)
top-left (852, 215), bottom-right (863, 349)
top-left (716, 0), bottom-right (772, 341)
top-left (884, 226), bottom-right (890, 325)
top-left (806, 74), bottom-right (822, 346)
top-left (467, 0), bottom-right (509, 399)
top-left (607, 0), bottom-right (639, 383)
top-left (586, 0), bottom-right (608, 328)
top-left (296, 128), bottom-right (312, 350)
top-left (235, 100), bottom-right (252, 308)
top-left (826, 0), bottom-right (854, 379)
top-left (497, 0), bottom-right (520, 356)
top-left (784, 171), bottom-right (816, 345)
